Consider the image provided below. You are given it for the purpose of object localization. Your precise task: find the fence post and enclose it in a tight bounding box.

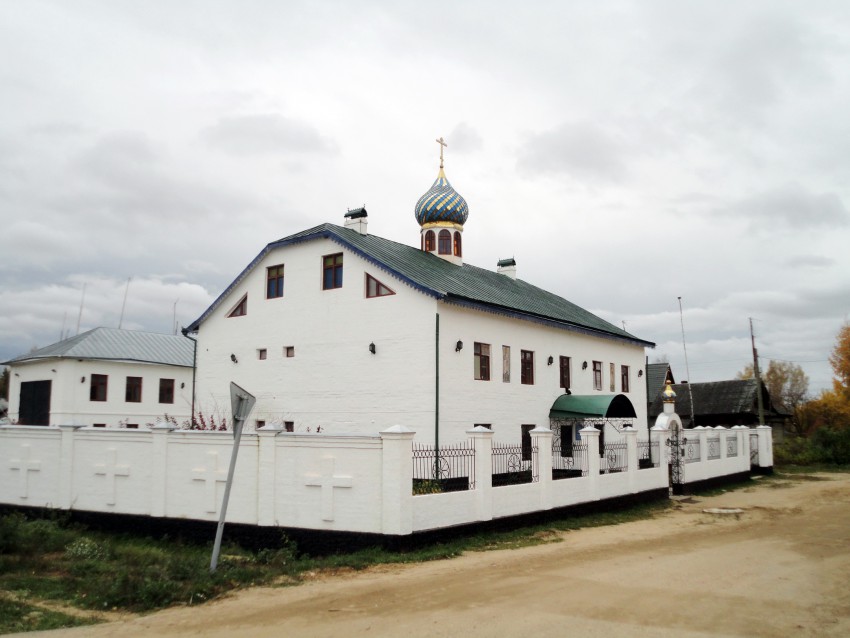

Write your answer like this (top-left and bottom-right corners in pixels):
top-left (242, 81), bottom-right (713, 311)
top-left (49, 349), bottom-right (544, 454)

top-left (467, 426), bottom-right (493, 523)
top-left (58, 424), bottom-right (83, 510)
top-left (733, 426), bottom-right (748, 472)
top-left (257, 423), bottom-right (282, 526)
top-left (150, 423), bottom-right (175, 517)
top-left (379, 425), bottom-right (415, 535)
top-left (650, 424), bottom-right (669, 467)
top-left (756, 425), bottom-right (773, 471)
top-left (530, 427), bottom-right (553, 510)
top-left (580, 426), bottom-right (600, 500)
top-left (717, 427), bottom-right (728, 460)
top-left (695, 427), bottom-right (708, 463)
top-left (623, 427), bottom-right (638, 493)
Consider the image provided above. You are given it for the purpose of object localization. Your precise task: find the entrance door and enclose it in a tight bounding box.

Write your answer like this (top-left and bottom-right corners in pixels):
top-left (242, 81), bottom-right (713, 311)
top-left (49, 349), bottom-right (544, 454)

top-left (18, 380), bottom-right (51, 425)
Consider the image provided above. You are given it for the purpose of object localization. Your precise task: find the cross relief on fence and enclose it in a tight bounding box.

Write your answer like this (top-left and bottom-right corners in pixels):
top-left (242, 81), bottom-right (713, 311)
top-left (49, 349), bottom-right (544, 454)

top-left (305, 457), bottom-right (353, 522)
top-left (9, 443), bottom-right (41, 499)
top-left (192, 450), bottom-right (229, 513)
top-left (93, 448), bottom-right (130, 506)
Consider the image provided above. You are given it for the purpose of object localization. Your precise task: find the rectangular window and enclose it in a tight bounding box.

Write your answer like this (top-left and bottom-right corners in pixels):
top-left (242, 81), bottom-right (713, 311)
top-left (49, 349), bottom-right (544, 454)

top-left (521, 350), bottom-right (534, 385)
top-left (125, 423), bottom-right (139, 430)
top-left (610, 363), bottom-right (616, 392)
top-left (267, 265), bottom-right (284, 299)
top-left (90, 374), bottom-right (108, 402)
top-left (158, 378), bottom-right (175, 404)
top-left (502, 345), bottom-right (510, 383)
top-left (125, 376), bottom-right (142, 403)
top-left (474, 342), bottom-right (490, 380)
top-left (256, 420), bottom-right (266, 429)
top-left (93, 423), bottom-right (106, 428)
top-left (284, 421), bottom-right (294, 432)
top-left (559, 356), bottom-right (571, 390)
top-left (621, 365), bottom-right (630, 393)
top-left (322, 253), bottom-right (343, 290)
top-left (521, 424), bottom-right (534, 461)
top-left (593, 361), bottom-right (603, 391)
top-left (258, 348), bottom-right (267, 360)
top-left (284, 346), bottom-right (295, 358)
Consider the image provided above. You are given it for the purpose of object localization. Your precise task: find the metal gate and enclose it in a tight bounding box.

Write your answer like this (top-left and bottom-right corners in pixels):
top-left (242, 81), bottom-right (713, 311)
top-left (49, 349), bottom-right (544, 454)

top-left (667, 425), bottom-right (685, 494)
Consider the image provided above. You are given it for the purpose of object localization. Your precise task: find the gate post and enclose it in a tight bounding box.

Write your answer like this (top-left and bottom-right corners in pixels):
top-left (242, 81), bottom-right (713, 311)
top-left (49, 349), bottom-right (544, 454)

top-left (530, 427), bottom-right (553, 509)
top-left (151, 422), bottom-right (175, 517)
top-left (623, 427), bottom-right (638, 493)
top-left (379, 425), bottom-right (415, 535)
top-left (468, 426), bottom-right (493, 523)
top-left (580, 426), bottom-right (600, 500)
top-left (756, 425), bottom-right (774, 472)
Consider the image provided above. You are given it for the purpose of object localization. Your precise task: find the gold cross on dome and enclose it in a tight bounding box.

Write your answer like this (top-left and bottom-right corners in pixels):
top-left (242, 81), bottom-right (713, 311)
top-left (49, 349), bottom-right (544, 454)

top-left (436, 136), bottom-right (447, 168)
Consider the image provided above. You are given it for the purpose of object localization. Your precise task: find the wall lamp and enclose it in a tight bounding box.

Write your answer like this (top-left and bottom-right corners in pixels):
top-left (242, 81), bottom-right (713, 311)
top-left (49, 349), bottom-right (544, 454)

top-left (230, 354), bottom-right (238, 363)
top-left (369, 342), bottom-right (376, 354)
top-left (547, 356), bottom-right (554, 366)
top-left (180, 382), bottom-right (185, 389)
top-left (455, 340), bottom-right (463, 352)
top-left (80, 376), bottom-right (85, 383)
top-left (638, 370), bottom-right (643, 377)
top-left (564, 388), bottom-right (572, 395)
top-left (582, 361), bottom-right (588, 370)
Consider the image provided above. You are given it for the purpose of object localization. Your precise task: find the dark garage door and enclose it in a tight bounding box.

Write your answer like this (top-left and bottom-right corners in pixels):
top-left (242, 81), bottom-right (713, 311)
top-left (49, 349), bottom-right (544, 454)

top-left (19, 380), bottom-right (52, 425)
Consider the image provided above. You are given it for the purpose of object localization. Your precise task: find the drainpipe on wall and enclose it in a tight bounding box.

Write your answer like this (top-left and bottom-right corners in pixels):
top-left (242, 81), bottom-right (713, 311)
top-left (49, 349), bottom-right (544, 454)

top-left (435, 313), bottom-right (440, 453)
top-left (181, 329), bottom-right (198, 426)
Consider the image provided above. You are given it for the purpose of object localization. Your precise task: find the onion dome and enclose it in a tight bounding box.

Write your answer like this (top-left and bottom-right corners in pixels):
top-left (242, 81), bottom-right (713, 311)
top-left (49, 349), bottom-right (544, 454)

top-left (414, 168), bottom-right (469, 226)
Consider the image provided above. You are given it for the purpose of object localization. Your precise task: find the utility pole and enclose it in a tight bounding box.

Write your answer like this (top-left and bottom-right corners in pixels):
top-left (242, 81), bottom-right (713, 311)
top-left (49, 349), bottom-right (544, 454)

top-left (749, 317), bottom-right (765, 426)
top-left (678, 297), bottom-right (696, 427)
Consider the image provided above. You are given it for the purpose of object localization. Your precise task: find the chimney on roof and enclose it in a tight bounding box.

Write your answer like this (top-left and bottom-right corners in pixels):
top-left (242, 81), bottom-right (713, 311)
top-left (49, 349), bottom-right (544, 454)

top-left (344, 206), bottom-right (368, 235)
top-left (497, 257), bottom-right (517, 280)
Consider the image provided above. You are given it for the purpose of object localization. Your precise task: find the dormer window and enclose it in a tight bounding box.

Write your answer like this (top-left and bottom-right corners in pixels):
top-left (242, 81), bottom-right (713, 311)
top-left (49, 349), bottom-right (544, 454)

top-left (228, 294), bottom-right (248, 318)
top-left (424, 230), bottom-right (436, 252)
top-left (453, 231), bottom-right (462, 257)
top-left (438, 229), bottom-right (451, 255)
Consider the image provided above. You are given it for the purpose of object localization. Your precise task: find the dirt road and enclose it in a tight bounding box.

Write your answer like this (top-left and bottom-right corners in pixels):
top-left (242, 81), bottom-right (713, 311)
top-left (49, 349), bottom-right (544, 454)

top-left (27, 473), bottom-right (850, 638)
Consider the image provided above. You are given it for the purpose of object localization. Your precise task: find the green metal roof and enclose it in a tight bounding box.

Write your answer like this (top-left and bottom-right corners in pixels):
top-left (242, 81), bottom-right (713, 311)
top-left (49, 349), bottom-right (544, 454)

top-left (549, 393), bottom-right (638, 419)
top-left (187, 224), bottom-right (654, 348)
top-left (2, 327), bottom-right (194, 367)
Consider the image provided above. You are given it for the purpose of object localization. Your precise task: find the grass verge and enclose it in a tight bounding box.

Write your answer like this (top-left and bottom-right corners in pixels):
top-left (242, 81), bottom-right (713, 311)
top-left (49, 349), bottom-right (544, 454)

top-left (0, 499), bottom-right (671, 631)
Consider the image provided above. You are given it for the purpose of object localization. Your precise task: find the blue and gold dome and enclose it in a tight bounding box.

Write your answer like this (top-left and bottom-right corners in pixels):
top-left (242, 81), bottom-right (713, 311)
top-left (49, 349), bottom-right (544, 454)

top-left (414, 168), bottom-right (469, 227)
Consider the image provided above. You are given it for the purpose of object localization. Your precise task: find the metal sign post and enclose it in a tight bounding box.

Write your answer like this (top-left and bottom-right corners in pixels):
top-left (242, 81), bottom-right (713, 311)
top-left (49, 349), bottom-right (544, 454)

top-left (209, 382), bottom-right (256, 573)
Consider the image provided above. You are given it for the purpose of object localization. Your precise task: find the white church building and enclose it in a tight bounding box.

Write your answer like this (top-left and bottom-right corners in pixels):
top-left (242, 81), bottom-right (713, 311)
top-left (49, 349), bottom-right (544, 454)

top-left (185, 148), bottom-right (655, 448)
top-left (0, 146), bottom-right (772, 537)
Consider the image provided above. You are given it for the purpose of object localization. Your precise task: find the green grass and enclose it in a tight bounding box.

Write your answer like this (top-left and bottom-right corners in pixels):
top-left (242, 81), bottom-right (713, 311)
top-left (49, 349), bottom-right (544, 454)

top-left (0, 598), bottom-right (96, 634)
top-left (0, 499), bottom-right (672, 632)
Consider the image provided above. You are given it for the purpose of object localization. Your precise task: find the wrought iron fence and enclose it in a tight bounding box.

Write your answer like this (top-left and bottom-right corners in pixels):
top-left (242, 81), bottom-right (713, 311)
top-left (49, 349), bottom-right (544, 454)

top-left (707, 436), bottom-right (721, 460)
top-left (750, 433), bottom-right (759, 466)
top-left (727, 436), bottom-right (738, 457)
top-left (552, 440), bottom-right (586, 479)
top-left (637, 441), bottom-right (659, 469)
top-left (412, 440), bottom-right (475, 495)
top-left (683, 437), bottom-right (701, 463)
top-left (602, 441), bottom-right (628, 473)
top-left (492, 441), bottom-right (538, 486)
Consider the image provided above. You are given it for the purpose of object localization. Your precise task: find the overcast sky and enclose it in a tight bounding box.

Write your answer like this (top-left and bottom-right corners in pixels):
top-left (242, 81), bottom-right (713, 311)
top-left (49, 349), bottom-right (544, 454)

top-left (1, 0), bottom-right (848, 395)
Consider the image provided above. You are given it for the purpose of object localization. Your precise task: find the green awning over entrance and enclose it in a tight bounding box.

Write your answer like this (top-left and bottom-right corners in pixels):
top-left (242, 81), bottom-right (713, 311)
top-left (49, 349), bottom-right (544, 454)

top-left (549, 394), bottom-right (637, 419)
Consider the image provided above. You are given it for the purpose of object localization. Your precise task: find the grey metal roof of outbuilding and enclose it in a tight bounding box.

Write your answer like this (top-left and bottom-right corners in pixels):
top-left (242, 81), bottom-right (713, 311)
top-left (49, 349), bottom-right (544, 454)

top-left (2, 327), bottom-right (194, 367)
top-left (185, 223), bottom-right (655, 348)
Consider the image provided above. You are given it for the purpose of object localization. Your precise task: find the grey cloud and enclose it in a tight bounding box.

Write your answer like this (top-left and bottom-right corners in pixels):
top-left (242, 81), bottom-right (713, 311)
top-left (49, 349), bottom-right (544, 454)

top-left (449, 122), bottom-right (483, 153)
top-left (201, 114), bottom-right (337, 156)
top-left (723, 184), bottom-right (849, 230)
top-left (517, 121), bottom-right (627, 182)
top-left (784, 255), bottom-right (835, 269)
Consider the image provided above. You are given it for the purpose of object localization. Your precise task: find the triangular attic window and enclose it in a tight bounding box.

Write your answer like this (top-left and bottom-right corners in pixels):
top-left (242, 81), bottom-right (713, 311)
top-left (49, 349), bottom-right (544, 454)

top-left (366, 274), bottom-right (395, 298)
top-left (228, 294), bottom-right (248, 317)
